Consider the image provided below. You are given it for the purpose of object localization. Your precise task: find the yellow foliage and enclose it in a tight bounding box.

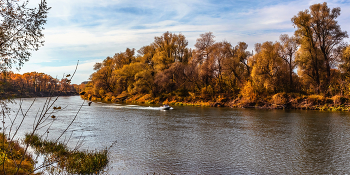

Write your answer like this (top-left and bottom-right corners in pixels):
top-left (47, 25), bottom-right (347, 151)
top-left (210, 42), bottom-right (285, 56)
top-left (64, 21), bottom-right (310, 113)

top-left (163, 99), bottom-right (170, 105)
top-left (136, 94), bottom-right (152, 103)
top-left (0, 134), bottom-right (35, 175)
top-left (332, 95), bottom-right (347, 105)
top-left (201, 85), bottom-right (213, 98)
top-left (98, 89), bottom-right (105, 97)
top-left (307, 95), bottom-right (325, 105)
top-left (125, 94), bottom-right (143, 103)
top-left (272, 93), bottom-right (289, 105)
top-left (240, 81), bottom-right (257, 103)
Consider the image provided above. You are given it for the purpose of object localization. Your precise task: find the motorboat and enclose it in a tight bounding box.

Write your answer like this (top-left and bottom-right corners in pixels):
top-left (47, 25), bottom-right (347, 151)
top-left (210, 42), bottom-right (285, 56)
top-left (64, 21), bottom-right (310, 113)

top-left (160, 104), bottom-right (171, 110)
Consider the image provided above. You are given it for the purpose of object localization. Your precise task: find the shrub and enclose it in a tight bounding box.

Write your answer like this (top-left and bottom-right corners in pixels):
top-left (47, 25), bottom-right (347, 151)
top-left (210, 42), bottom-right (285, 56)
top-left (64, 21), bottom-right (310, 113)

top-left (188, 92), bottom-right (196, 101)
top-left (99, 89), bottom-right (105, 97)
top-left (162, 99), bottom-right (170, 105)
top-left (216, 95), bottom-right (226, 103)
top-left (137, 94), bottom-right (152, 103)
top-left (111, 96), bottom-right (117, 102)
top-left (201, 85), bottom-right (214, 98)
top-left (272, 93), bottom-right (289, 105)
top-left (240, 81), bottom-right (258, 104)
top-left (307, 95), bottom-right (325, 105)
top-left (0, 134), bottom-right (35, 174)
top-left (288, 93), bottom-right (301, 99)
top-left (326, 98), bottom-right (333, 104)
top-left (332, 95), bottom-right (347, 105)
top-left (125, 94), bottom-right (143, 103)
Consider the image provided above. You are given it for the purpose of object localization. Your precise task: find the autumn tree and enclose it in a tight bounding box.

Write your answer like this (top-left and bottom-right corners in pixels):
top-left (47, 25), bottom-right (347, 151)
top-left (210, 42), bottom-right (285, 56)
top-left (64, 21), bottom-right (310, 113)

top-left (113, 62), bottom-right (147, 94)
top-left (251, 41), bottom-right (288, 93)
top-left (113, 48), bottom-right (136, 68)
top-left (91, 57), bottom-right (115, 96)
top-left (209, 41), bottom-right (251, 94)
top-left (292, 2), bottom-right (348, 94)
top-left (151, 32), bottom-right (190, 72)
top-left (337, 45), bottom-right (350, 95)
top-left (278, 34), bottom-right (298, 91)
top-left (137, 45), bottom-right (156, 66)
top-left (339, 45), bottom-right (350, 74)
top-left (193, 32), bottom-right (215, 88)
top-left (222, 42), bottom-right (251, 84)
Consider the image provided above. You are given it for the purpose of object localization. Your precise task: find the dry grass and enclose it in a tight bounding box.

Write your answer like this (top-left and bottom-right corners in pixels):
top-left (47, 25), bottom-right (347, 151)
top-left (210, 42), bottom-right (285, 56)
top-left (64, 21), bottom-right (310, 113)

top-left (0, 133), bottom-right (35, 175)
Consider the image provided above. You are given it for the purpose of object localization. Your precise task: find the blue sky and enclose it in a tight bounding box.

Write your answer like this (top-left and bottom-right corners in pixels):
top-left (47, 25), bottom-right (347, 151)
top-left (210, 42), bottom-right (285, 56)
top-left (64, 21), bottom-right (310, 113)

top-left (19, 0), bottom-right (350, 84)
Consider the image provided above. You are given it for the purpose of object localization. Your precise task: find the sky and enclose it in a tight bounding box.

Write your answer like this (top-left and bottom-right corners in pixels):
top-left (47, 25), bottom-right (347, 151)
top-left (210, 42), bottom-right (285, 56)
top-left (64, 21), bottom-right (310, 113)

top-left (17, 0), bottom-right (350, 84)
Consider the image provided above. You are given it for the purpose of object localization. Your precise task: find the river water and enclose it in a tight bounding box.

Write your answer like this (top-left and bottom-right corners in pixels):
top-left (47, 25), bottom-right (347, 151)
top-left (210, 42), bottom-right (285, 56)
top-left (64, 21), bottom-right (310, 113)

top-left (5, 96), bottom-right (350, 174)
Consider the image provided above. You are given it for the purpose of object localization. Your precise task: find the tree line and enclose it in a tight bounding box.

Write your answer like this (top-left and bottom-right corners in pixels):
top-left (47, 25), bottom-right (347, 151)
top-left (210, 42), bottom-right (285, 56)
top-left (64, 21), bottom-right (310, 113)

top-left (81, 3), bottom-right (350, 107)
top-left (0, 71), bottom-right (77, 98)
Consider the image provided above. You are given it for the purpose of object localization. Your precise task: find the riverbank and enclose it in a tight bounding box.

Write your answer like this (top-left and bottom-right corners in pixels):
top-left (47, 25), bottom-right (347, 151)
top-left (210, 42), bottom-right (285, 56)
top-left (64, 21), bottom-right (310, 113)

top-left (80, 92), bottom-right (350, 112)
top-left (0, 91), bottom-right (78, 99)
top-left (0, 134), bottom-right (35, 174)
top-left (81, 93), bottom-right (230, 107)
top-left (231, 93), bottom-right (350, 112)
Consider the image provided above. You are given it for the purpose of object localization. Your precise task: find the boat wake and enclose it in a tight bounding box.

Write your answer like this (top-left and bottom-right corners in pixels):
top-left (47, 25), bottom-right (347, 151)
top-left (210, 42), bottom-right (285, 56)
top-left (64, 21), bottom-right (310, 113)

top-left (101, 105), bottom-right (173, 110)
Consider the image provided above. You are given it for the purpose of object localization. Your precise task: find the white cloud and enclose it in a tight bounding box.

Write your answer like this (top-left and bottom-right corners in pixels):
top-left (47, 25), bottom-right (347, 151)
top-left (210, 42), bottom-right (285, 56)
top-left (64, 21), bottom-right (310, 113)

top-left (19, 0), bottom-right (350, 84)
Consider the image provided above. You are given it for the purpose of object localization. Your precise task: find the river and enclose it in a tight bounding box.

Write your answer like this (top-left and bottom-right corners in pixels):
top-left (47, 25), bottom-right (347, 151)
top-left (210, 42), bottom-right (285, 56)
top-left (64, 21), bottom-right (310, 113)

top-left (5, 96), bottom-right (350, 174)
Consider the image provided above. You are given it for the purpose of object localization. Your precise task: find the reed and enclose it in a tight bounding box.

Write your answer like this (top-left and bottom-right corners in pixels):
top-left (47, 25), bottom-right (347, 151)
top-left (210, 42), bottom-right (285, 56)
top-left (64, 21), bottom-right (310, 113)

top-left (25, 134), bottom-right (108, 174)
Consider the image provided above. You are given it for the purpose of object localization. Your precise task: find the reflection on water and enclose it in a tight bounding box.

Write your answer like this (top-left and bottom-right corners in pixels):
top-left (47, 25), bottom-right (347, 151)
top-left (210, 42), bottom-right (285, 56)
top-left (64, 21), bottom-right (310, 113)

top-left (6, 96), bottom-right (350, 174)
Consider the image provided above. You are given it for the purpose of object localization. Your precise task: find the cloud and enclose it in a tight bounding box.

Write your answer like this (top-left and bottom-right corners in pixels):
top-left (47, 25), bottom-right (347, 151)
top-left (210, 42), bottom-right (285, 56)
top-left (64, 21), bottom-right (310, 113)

top-left (20, 0), bottom-right (350, 83)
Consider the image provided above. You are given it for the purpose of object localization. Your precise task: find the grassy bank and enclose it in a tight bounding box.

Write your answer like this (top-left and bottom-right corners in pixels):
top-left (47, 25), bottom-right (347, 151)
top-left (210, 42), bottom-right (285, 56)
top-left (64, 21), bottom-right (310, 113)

top-left (81, 92), bottom-right (230, 107)
top-left (81, 92), bottom-right (350, 112)
top-left (231, 93), bottom-right (350, 111)
top-left (0, 91), bottom-right (78, 100)
top-left (24, 134), bottom-right (108, 174)
top-left (0, 133), bottom-right (108, 174)
top-left (0, 134), bottom-right (35, 175)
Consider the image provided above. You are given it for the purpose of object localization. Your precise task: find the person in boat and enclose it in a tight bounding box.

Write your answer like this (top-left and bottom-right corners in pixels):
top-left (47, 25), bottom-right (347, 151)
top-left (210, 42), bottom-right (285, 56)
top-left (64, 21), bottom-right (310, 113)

top-left (160, 104), bottom-right (171, 110)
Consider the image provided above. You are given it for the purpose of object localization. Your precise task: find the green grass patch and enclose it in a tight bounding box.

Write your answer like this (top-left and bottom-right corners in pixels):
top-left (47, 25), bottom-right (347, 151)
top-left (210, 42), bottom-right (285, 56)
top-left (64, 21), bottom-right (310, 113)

top-left (25, 134), bottom-right (108, 174)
